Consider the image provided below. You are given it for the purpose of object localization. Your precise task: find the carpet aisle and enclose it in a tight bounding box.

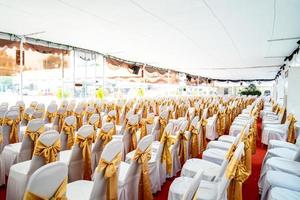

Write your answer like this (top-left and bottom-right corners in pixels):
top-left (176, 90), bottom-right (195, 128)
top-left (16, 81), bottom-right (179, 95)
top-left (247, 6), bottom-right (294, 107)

top-left (0, 119), bottom-right (266, 200)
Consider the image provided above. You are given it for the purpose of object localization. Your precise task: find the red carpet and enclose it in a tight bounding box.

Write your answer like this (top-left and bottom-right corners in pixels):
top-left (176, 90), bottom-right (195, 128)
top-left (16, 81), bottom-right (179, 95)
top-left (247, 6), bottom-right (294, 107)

top-left (0, 120), bottom-right (266, 200)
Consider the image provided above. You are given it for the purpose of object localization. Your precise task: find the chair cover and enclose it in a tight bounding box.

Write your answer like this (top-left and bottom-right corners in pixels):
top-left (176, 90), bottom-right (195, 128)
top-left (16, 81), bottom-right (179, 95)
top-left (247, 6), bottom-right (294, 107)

top-left (60, 115), bottom-right (76, 150)
top-left (67, 140), bottom-right (123, 200)
top-left (268, 187), bottom-right (300, 200)
top-left (206, 114), bottom-right (218, 140)
top-left (6, 130), bottom-right (60, 200)
top-left (60, 125), bottom-right (94, 182)
top-left (261, 171), bottom-right (300, 200)
top-left (2, 118), bottom-right (44, 175)
top-left (23, 161), bottom-right (68, 200)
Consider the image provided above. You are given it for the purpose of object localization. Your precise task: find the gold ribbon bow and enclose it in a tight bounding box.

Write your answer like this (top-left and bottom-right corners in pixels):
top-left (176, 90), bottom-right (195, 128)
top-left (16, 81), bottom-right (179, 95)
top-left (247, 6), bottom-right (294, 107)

top-left (287, 114), bottom-right (297, 143)
top-left (106, 115), bottom-right (116, 123)
top-left (126, 122), bottom-right (139, 152)
top-left (75, 112), bottom-right (84, 130)
top-left (133, 147), bottom-right (153, 200)
top-left (98, 128), bottom-right (115, 146)
top-left (57, 112), bottom-right (67, 133)
top-left (158, 117), bottom-right (167, 141)
top-left (62, 122), bottom-right (76, 150)
top-left (46, 111), bottom-right (57, 123)
top-left (3, 117), bottom-right (20, 144)
top-left (140, 116), bottom-right (154, 139)
top-left (75, 134), bottom-right (93, 180)
top-left (0, 117), bottom-right (3, 126)
top-left (178, 130), bottom-right (187, 166)
top-left (25, 126), bottom-right (45, 149)
top-left (200, 119), bottom-right (208, 153)
top-left (23, 113), bottom-right (32, 123)
top-left (85, 111), bottom-right (94, 123)
top-left (23, 177), bottom-right (67, 200)
top-left (33, 139), bottom-right (60, 164)
top-left (189, 124), bottom-right (199, 158)
top-left (97, 153), bottom-right (122, 200)
top-left (160, 131), bottom-right (176, 175)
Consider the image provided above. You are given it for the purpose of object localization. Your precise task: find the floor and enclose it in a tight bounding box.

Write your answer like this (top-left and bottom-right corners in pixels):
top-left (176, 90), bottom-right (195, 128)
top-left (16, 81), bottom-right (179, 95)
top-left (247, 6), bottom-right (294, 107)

top-left (0, 119), bottom-right (266, 200)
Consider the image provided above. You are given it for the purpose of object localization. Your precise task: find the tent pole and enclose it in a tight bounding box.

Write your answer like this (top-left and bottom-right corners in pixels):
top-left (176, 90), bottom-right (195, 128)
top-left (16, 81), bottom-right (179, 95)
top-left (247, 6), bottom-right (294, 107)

top-left (19, 39), bottom-right (24, 101)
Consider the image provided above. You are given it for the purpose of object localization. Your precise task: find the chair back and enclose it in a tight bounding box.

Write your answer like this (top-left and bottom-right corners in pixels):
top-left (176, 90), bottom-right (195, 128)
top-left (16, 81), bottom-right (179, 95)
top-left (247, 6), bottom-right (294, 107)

top-left (25, 162), bottom-right (68, 199)
top-left (20, 119), bottom-right (45, 161)
top-left (0, 102), bottom-right (8, 109)
top-left (60, 116), bottom-right (76, 150)
top-left (293, 148), bottom-right (300, 162)
top-left (28, 130), bottom-right (60, 175)
top-left (68, 125), bottom-right (94, 181)
top-left (22, 107), bottom-right (35, 125)
top-left (2, 110), bottom-right (20, 146)
top-left (90, 140), bottom-right (123, 200)
top-left (217, 142), bottom-right (244, 200)
top-left (122, 114), bottom-right (139, 155)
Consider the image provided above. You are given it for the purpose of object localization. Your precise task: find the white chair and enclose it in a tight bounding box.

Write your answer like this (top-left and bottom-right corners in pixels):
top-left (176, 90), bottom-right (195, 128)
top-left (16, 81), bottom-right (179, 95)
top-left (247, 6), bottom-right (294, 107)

top-left (0, 131), bottom-right (4, 186)
top-left (21, 107), bottom-right (34, 126)
top-left (168, 170), bottom-right (203, 200)
top-left (268, 133), bottom-right (300, 151)
top-left (193, 142), bottom-right (245, 200)
top-left (44, 107), bottom-right (65, 132)
top-left (268, 187), bottom-right (300, 200)
top-left (6, 130), bottom-right (60, 200)
top-left (118, 135), bottom-right (154, 200)
top-left (2, 110), bottom-right (20, 146)
top-left (67, 140), bottom-right (123, 200)
top-left (23, 161), bottom-right (68, 199)
top-left (59, 124), bottom-right (94, 182)
top-left (60, 116), bottom-right (76, 150)
top-left (121, 114), bottom-right (139, 157)
top-left (2, 118), bottom-right (44, 175)
top-left (91, 122), bottom-right (115, 173)
top-left (202, 131), bottom-right (243, 165)
top-left (205, 114), bottom-right (218, 140)
top-left (261, 113), bottom-right (295, 145)
top-left (261, 170), bottom-right (300, 200)
top-left (259, 151), bottom-right (300, 193)
top-left (44, 103), bottom-right (58, 124)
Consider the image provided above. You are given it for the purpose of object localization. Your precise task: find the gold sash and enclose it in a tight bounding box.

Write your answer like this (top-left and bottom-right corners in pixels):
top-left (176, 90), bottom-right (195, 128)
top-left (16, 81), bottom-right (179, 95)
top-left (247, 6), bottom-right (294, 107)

top-left (0, 117), bottom-right (3, 126)
top-left (75, 112), bottom-right (83, 130)
top-left (160, 131), bottom-right (176, 175)
top-left (0, 132), bottom-right (3, 144)
top-left (75, 134), bottom-right (93, 180)
top-left (85, 111), bottom-right (94, 123)
top-left (97, 153), bottom-right (122, 200)
top-left (287, 114), bottom-right (297, 143)
top-left (125, 122), bottom-right (139, 152)
top-left (106, 115), bottom-right (116, 123)
top-left (23, 177), bottom-right (67, 200)
top-left (189, 124), bottom-right (199, 158)
top-left (178, 130), bottom-right (187, 166)
top-left (46, 111), bottom-right (57, 123)
top-left (25, 126), bottom-right (45, 150)
top-left (98, 128), bottom-right (115, 147)
top-left (140, 116), bottom-right (154, 139)
top-left (115, 105), bottom-right (121, 125)
top-left (3, 117), bottom-right (20, 144)
top-left (57, 112), bottom-right (67, 133)
top-left (61, 122), bottom-right (76, 150)
top-left (200, 119), bottom-right (207, 152)
top-left (158, 117), bottom-right (167, 141)
top-left (133, 147), bottom-right (153, 200)
top-left (23, 113), bottom-right (32, 123)
top-left (33, 140), bottom-right (60, 164)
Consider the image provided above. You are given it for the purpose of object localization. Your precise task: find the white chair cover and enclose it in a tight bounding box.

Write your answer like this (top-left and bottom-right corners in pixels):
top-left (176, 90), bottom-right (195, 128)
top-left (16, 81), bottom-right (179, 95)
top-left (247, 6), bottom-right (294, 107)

top-left (25, 161), bottom-right (68, 199)
top-left (2, 118), bottom-right (44, 175)
top-left (268, 187), bottom-right (300, 200)
top-left (206, 114), bottom-right (218, 140)
top-left (6, 130), bottom-right (60, 200)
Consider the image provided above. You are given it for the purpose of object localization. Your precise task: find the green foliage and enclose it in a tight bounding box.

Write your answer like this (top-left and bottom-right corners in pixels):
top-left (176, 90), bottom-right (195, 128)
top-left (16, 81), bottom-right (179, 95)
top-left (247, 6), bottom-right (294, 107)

top-left (96, 87), bottom-right (104, 100)
top-left (56, 88), bottom-right (70, 99)
top-left (239, 84), bottom-right (261, 96)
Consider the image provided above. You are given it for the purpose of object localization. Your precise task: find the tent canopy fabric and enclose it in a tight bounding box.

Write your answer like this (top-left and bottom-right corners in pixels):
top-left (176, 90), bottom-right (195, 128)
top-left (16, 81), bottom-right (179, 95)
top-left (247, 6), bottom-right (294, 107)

top-left (0, 0), bottom-right (300, 80)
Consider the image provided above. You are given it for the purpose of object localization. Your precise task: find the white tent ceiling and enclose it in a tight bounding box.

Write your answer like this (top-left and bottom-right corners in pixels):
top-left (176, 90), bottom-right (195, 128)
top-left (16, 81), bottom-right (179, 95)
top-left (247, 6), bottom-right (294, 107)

top-left (0, 0), bottom-right (300, 80)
